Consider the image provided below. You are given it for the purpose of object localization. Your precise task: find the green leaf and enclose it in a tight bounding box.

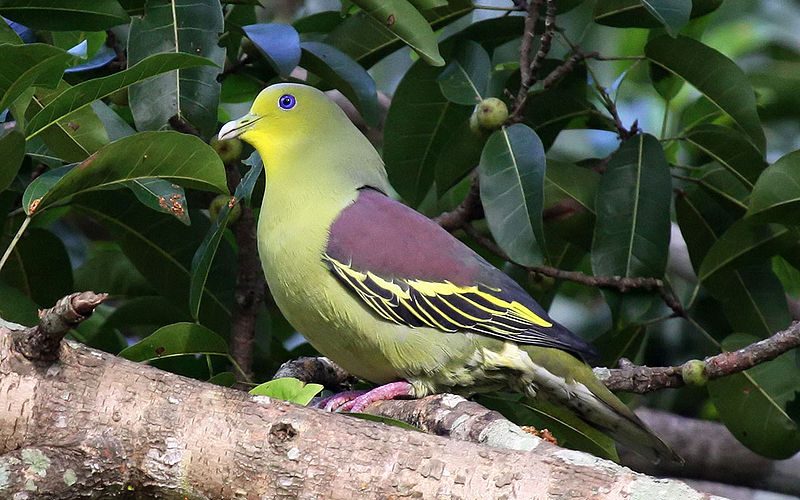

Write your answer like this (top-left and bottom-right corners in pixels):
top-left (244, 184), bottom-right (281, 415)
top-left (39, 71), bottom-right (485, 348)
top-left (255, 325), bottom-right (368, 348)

top-left (683, 124), bottom-right (766, 188)
top-left (676, 187), bottom-right (791, 337)
top-left (0, 281), bottom-right (38, 325)
top-left (592, 134), bottom-right (671, 278)
top-left (348, 0), bottom-right (444, 66)
top-left (708, 333), bottom-right (800, 459)
top-left (128, 0), bottom-right (225, 138)
top-left (594, 0), bottom-right (723, 29)
top-left (26, 53), bottom-right (216, 139)
top-left (74, 242), bottom-right (154, 298)
top-left (0, 129), bottom-right (25, 192)
top-left (545, 160), bottom-right (599, 217)
top-left (0, 43), bottom-right (72, 112)
top-left (523, 89), bottom-right (612, 151)
top-left (189, 155), bottom-right (263, 321)
top-left (698, 220), bottom-right (797, 283)
top-left (748, 150), bottom-right (800, 225)
top-left (646, 35), bottom-right (766, 152)
top-left (408, 0), bottom-right (448, 9)
top-left (434, 120), bottom-right (485, 196)
top-left (300, 41), bottom-right (380, 127)
top-left (326, 0), bottom-right (472, 67)
top-left (119, 322), bottom-right (228, 362)
top-left (249, 377), bottom-right (323, 406)
top-left (639, 0), bottom-right (691, 36)
top-left (479, 124), bottom-right (547, 267)
top-left (23, 131), bottom-right (227, 216)
top-left (0, 0), bottom-right (130, 31)
top-left (696, 165), bottom-right (749, 215)
top-left (383, 51), bottom-right (472, 206)
top-left (73, 192), bottom-right (234, 335)
top-left (0, 228), bottom-right (73, 307)
top-left (28, 81), bottom-right (110, 163)
top-left (436, 40), bottom-right (490, 105)
top-left (128, 178), bottom-right (190, 225)
top-left (208, 372), bottom-right (236, 387)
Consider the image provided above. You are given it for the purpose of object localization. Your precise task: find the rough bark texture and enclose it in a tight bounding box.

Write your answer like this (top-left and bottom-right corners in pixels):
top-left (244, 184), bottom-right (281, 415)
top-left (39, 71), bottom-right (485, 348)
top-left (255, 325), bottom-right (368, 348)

top-left (0, 326), bottom-right (719, 500)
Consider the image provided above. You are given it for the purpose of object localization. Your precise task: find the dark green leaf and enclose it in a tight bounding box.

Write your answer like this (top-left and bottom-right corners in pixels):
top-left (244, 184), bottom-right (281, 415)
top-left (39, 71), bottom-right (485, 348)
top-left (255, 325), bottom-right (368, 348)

top-left (408, 0), bottom-right (448, 9)
top-left (128, 0), bottom-right (225, 138)
top-left (189, 155), bottom-right (263, 321)
top-left (639, 0), bottom-right (691, 36)
top-left (434, 120), bottom-right (485, 196)
top-left (646, 35), bottom-right (765, 152)
top-left (0, 281), bottom-right (38, 325)
top-left (28, 81), bottom-right (110, 163)
top-left (208, 372), bottom-right (236, 386)
top-left (594, 0), bottom-right (723, 29)
top-left (524, 89), bottom-right (612, 151)
top-left (26, 53), bottom-right (216, 139)
top-left (0, 228), bottom-right (72, 306)
top-left (696, 165), bottom-right (749, 215)
top-left (479, 124), bottom-right (547, 266)
top-left (0, 0), bottom-right (130, 31)
top-left (0, 43), bottom-right (72, 112)
top-left (708, 333), bottom-right (800, 459)
top-left (300, 41), bottom-right (380, 127)
top-left (73, 192), bottom-right (234, 335)
top-left (698, 220), bottom-right (797, 283)
top-left (128, 178), bottom-right (190, 225)
top-left (748, 150), bottom-right (800, 225)
top-left (348, 0), bottom-right (444, 66)
top-left (0, 129), bottom-right (24, 192)
top-left (676, 187), bottom-right (791, 337)
top-left (243, 23), bottom-right (301, 77)
top-left (293, 11), bottom-right (343, 34)
top-left (383, 51), bottom-right (472, 205)
top-left (250, 377), bottom-right (323, 405)
top-left (437, 40), bottom-right (490, 105)
top-left (119, 322), bottom-right (228, 362)
top-left (101, 296), bottom-right (191, 331)
top-left (679, 95), bottom-right (723, 132)
top-left (683, 124), bottom-right (766, 188)
top-left (326, 0), bottom-right (472, 67)
top-left (592, 134), bottom-right (671, 278)
top-left (23, 131), bottom-right (227, 215)
top-left (74, 242), bottom-right (154, 298)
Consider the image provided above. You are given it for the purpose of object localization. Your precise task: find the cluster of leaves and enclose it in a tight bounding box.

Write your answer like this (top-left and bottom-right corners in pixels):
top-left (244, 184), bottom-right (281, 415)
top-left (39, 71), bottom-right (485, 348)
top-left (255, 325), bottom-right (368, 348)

top-left (0, 0), bottom-right (799, 461)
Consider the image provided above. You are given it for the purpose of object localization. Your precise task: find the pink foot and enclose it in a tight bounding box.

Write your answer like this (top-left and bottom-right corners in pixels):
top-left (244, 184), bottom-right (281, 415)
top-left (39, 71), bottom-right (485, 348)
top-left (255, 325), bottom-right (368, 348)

top-left (338, 381), bottom-right (414, 413)
top-left (314, 390), bottom-right (368, 411)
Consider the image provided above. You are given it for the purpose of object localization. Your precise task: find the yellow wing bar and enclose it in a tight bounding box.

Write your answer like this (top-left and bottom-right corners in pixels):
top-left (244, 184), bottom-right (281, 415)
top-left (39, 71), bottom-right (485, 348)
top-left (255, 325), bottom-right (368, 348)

top-left (325, 255), bottom-right (560, 346)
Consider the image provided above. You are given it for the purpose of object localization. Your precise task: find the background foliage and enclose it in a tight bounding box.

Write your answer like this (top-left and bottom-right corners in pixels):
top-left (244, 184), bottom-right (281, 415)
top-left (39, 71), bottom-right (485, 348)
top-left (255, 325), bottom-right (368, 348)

top-left (1, 0), bottom-right (799, 461)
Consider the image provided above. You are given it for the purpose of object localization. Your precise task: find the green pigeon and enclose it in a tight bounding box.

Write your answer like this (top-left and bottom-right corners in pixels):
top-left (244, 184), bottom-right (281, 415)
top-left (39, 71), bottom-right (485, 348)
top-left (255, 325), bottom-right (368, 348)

top-left (219, 83), bottom-right (681, 464)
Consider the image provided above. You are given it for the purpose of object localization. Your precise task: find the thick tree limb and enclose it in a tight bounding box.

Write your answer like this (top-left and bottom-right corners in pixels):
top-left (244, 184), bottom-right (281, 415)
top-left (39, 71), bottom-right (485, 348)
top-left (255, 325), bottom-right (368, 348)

top-left (0, 320), bottom-right (716, 500)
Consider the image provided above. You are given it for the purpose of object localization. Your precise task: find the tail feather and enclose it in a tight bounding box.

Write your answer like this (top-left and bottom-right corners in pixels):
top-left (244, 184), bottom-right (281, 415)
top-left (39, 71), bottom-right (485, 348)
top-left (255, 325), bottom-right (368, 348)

top-left (523, 348), bottom-right (683, 465)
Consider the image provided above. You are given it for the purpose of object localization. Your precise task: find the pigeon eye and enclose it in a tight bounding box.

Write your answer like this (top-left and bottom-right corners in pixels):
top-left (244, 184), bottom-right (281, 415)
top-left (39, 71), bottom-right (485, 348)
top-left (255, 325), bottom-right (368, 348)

top-left (279, 94), bottom-right (296, 110)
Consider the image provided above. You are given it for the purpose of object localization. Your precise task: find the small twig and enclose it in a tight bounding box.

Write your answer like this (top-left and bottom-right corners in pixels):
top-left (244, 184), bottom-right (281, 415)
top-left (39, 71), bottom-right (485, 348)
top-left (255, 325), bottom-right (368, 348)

top-left (11, 292), bottom-right (108, 362)
top-left (541, 50), bottom-right (597, 90)
top-left (168, 115), bottom-right (201, 137)
top-left (433, 174), bottom-right (483, 232)
top-left (597, 320), bottom-right (800, 393)
top-left (509, 0), bottom-right (544, 122)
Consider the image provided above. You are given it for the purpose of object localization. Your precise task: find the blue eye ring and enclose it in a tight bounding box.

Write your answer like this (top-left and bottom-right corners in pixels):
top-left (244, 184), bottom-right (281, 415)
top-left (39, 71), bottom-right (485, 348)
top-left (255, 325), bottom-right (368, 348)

top-left (278, 94), bottom-right (296, 110)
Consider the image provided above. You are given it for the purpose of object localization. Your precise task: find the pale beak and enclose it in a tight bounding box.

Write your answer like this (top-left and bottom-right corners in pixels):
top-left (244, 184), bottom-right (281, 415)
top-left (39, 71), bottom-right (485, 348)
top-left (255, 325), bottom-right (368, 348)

top-left (218, 112), bottom-right (260, 141)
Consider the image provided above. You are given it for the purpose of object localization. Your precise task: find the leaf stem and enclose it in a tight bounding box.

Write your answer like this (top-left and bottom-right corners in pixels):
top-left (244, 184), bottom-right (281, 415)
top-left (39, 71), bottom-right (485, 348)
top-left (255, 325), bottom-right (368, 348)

top-left (0, 216), bottom-right (31, 273)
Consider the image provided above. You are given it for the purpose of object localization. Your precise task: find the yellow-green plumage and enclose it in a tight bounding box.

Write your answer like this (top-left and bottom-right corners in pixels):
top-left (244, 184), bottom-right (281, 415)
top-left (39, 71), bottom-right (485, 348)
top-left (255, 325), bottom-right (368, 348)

top-left (219, 83), bottom-right (681, 464)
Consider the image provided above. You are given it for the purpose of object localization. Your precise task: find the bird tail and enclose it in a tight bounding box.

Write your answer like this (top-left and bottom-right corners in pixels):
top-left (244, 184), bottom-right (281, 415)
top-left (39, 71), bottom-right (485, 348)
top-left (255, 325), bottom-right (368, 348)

top-left (522, 347), bottom-right (683, 465)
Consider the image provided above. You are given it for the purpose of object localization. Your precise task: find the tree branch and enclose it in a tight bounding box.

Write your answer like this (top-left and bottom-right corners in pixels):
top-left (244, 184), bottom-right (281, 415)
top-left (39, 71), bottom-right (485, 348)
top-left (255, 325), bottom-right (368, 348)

top-left (225, 162), bottom-right (266, 382)
top-left (597, 320), bottom-right (800, 393)
top-left (431, 174), bottom-right (483, 231)
top-left (0, 312), bottom-right (715, 500)
top-left (11, 291), bottom-right (107, 362)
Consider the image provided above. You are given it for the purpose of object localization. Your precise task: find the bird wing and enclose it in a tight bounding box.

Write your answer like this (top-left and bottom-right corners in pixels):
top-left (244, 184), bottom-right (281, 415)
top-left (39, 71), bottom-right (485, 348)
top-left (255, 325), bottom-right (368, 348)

top-left (324, 188), bottom-right (597, 361)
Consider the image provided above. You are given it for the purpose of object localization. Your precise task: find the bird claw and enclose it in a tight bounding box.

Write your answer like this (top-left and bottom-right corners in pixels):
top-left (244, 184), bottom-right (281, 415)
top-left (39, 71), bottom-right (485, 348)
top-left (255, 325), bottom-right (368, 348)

top-left (312, 381), bottom-right (414, 413)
